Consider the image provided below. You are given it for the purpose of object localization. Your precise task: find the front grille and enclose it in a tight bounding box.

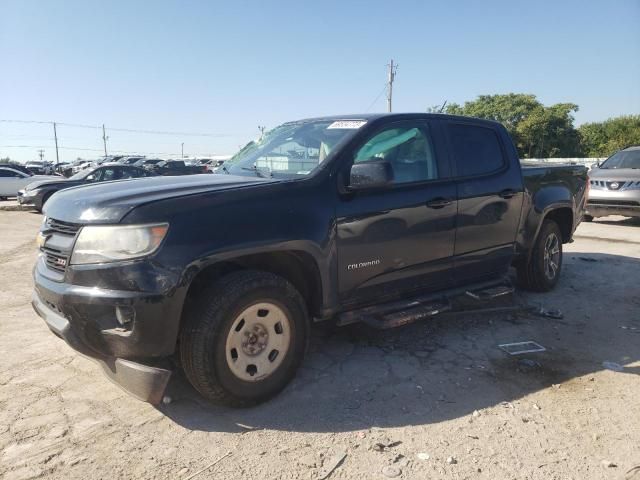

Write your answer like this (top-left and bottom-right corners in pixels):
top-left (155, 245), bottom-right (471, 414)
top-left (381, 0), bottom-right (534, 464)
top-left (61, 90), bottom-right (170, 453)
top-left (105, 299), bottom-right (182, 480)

top-left (46, 218), bottom-right (81, 235)
top-left (588, 199), bottom-right (640, 207)
top-left (590, 179), bottom-right (640, 191)
top-left (42, 247), bottom-right (69, 273)
top-left (40, 217), bottom-right (82, 274)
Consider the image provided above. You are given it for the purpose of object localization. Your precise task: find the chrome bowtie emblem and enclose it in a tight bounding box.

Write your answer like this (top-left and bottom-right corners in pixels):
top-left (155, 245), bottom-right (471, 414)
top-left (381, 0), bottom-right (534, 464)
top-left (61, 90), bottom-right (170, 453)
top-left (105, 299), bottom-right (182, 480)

top-left (609, 182), bottom-right (620, 190)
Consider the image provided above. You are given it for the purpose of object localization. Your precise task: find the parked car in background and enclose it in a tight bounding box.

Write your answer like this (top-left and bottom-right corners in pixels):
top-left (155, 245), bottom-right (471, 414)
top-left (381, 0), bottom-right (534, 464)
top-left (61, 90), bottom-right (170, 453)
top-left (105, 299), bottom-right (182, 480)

top-left (0, 166), bottom-right (58, 200)
top-left (18, 163), bottom-right (155, 212)
top-left (585, 145), bottom-right (640, 221)
top-left (0, 163), bottom-right (34, 176)
top-left (197, 158), bottom-right (226, 172)
top-left (31, 113), bottom-right (588, 406)
top-left (151, 159), bottom-right (208, 175)
top-left (25, 161), bottom-right (54, 175)
top-left (71, 160), bottom-right (93, 174)
top-left (53, 163), bottom-right (71, 175)
top-left (135, 158), bottom-right (164, 169)
top-left (118, 156), bottom-right (146, 166)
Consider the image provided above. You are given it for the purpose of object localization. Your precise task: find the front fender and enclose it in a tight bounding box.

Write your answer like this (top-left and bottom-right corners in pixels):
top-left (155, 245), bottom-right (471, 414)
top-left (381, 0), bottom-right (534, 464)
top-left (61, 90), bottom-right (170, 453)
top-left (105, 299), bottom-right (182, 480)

top-left (178, 238), bottom-right (338, 317)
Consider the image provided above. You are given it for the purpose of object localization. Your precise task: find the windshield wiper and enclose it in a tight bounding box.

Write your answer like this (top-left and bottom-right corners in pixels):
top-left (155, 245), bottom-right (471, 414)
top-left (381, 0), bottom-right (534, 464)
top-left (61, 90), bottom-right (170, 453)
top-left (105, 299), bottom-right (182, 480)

top-left (240, 165), bottom-right (272, 178)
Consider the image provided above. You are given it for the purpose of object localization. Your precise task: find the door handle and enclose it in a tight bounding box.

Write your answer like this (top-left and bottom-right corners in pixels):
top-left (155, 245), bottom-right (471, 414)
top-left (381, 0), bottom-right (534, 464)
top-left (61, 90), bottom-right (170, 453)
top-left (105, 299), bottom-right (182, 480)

top-left (426, 197), bottom-right (453, 209)
top-left (499, 189), bottom-right (517, 199)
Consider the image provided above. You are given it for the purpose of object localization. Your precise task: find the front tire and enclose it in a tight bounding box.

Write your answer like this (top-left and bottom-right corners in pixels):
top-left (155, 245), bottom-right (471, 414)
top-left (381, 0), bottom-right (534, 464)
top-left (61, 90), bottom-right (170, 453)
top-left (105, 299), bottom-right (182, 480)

top-left (35, 192), bottom-right (54, 213)
top-left (517, 219), bottom-right (563, 292)
top-left (180, 270), bottom-right (310, 407)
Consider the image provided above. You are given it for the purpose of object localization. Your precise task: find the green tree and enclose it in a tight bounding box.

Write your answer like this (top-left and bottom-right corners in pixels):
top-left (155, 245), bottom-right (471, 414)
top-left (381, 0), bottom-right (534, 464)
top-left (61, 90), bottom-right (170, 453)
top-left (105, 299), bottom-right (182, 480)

top-left (444, 93), bottom-right (581, 158)
top-left (578, 115), bottom-right (640, 157)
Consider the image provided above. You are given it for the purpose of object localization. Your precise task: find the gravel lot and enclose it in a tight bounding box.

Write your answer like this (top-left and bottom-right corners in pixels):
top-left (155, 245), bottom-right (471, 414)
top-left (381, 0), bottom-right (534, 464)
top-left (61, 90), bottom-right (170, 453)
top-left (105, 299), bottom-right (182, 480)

top-left (1, 210), bottom-right (639, 480)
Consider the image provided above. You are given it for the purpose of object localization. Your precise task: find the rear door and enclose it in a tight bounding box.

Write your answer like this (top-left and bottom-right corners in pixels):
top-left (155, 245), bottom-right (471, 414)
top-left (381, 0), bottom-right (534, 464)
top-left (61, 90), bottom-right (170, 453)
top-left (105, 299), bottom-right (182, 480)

top-left (443, 121), bottom-right (524, 283)
top-left (336, 118), bottom-right (457, 307)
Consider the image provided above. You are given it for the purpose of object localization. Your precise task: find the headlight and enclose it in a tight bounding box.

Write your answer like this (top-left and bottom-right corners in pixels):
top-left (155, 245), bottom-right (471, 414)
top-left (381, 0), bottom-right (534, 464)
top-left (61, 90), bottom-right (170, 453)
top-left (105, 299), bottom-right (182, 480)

top-left (70, 223), bottom-right (169, 265)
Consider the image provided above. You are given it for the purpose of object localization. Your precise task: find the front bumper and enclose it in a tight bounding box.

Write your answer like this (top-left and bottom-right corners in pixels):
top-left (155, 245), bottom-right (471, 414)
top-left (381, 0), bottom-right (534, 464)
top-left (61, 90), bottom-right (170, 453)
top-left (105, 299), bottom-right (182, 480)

top-left (17, 190), bottom-right (35, 205)
top-left (32, 291), bottom-right (171, 403)
top-left (585, 204), bottom-right (640, 218)
top-left (586, 189), bottom-right (640, 218)
top-left (32, 258), bottom-right (185, 403)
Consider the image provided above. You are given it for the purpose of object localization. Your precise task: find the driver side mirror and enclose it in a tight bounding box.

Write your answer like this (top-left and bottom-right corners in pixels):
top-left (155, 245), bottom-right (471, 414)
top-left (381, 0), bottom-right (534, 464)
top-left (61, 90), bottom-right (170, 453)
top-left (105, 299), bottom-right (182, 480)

top-left (590, 162), bottom-right (600, 169)
top-left (349, 161), bottom-right (394, 190)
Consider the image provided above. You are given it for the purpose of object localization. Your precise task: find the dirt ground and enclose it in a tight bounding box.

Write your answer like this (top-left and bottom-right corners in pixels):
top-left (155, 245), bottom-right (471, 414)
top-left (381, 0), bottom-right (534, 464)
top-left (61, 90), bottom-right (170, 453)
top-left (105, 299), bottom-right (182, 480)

top-left (1, 210), bottom-right (639, 480)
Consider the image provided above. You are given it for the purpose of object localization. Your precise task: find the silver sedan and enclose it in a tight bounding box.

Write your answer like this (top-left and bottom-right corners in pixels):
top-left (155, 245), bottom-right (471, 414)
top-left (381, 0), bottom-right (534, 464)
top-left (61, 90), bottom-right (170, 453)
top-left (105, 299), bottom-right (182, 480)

top-left (0, 166), bottom-right (58, 199)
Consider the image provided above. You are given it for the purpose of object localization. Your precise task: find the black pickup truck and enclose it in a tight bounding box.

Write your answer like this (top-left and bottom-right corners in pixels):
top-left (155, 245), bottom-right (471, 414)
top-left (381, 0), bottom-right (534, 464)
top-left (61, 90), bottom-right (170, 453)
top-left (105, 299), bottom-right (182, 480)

top-left (32, 114), bottom-right (588, 406)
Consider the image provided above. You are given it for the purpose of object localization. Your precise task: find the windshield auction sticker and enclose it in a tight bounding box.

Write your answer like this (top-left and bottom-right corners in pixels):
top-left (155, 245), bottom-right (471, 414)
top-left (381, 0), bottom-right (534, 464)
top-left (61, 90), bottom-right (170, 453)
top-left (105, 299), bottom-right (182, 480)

top-left (327, 120), bottom-right (367, 129)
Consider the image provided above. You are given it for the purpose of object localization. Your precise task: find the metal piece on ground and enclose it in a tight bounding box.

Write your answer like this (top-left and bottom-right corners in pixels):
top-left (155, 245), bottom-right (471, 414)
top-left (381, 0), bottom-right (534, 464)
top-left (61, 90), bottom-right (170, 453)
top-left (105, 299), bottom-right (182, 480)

top-left (498, 341), bottom-right (546, 355)
top-left (183, 451), bottom-right (232, 480)
top-left (317, 449), bottom-right (347, 480)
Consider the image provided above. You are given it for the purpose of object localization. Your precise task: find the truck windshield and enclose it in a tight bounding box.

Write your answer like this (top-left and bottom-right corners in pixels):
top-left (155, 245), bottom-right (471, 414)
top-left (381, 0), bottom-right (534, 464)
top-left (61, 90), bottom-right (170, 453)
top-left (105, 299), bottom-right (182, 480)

top-left (600, 149), bottom-right (640, 169)
top-left (223, 119), bottom-right (366, 179)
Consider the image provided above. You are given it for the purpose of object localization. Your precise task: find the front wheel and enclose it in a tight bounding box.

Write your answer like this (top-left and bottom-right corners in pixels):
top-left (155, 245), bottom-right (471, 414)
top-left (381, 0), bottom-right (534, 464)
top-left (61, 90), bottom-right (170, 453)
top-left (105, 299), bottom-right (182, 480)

top-left (180, 270), bottom-right (310, 407)
top-left (517, 219), bottom-right (563, 292)
top-left (35, 192), bottom-right (54, 213)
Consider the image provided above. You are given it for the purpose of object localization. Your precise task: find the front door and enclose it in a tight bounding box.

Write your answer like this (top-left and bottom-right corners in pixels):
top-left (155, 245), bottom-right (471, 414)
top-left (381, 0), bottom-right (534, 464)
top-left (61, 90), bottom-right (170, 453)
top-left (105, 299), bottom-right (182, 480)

top-left (336, 119), bottom-right (457, 307)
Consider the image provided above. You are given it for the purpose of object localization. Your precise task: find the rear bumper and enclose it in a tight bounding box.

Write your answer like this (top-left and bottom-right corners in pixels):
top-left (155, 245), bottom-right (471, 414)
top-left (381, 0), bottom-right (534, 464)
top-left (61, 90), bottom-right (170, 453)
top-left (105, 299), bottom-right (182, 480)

top-left (32, 290), bottom-right (172, 404)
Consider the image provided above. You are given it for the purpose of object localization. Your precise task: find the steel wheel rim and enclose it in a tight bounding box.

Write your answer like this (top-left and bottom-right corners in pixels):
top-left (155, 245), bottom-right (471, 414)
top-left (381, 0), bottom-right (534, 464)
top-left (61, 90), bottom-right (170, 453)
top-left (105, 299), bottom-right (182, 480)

top-left (543, 232), bottom-right (560, 280)
top-left (225, 302), bottom-right (291, 382)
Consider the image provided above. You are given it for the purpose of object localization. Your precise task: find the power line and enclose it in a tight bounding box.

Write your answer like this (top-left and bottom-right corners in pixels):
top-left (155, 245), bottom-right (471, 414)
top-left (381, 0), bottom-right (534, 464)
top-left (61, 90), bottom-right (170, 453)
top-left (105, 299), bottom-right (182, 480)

top-left (0, 119), bottom-right (248, 137)
top-left (0, 144), bottom-right (227, 157)
top-left (365, 84), bottom-right (388, 112)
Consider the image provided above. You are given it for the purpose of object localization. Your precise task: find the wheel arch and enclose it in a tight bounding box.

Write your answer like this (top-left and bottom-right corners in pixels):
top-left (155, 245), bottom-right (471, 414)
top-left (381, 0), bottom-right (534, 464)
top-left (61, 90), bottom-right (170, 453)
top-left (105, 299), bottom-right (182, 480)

top-left (179, 248), bottom-right (326, 338)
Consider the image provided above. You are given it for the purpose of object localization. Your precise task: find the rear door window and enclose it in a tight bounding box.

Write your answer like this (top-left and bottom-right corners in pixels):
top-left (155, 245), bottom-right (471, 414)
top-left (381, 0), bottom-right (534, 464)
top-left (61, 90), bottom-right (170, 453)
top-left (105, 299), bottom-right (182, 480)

top-left (448, 124), bottom-right (505, 177)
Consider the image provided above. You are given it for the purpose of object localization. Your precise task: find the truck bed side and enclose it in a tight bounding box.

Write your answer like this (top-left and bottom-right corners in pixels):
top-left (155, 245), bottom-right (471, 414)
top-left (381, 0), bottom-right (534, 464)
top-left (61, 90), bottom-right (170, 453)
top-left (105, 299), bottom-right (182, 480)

top-left (515, 162), bottom-right (589, 259)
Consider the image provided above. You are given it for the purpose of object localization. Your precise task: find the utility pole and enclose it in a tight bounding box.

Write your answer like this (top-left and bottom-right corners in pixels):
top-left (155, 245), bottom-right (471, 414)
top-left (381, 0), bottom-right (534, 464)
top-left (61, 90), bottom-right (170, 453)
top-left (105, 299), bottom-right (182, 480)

top-left (181, 142), bottom-right (184, 158)
top-left (53, 122), bottom-right (60, 166)
top-left (258, 125), bottom-right (266, 140)
top-left (37, 149), bottom-right (44, 161)
top-left (102, 124), bottom-right (108, 157)
top-left (386, 59), bottom-right (398, 113)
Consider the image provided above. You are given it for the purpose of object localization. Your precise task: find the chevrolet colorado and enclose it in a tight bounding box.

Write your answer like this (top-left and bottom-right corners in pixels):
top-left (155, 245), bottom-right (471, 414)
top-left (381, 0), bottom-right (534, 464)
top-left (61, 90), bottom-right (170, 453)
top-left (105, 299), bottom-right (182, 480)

top-left (31, 114), bottom-right (588, 406)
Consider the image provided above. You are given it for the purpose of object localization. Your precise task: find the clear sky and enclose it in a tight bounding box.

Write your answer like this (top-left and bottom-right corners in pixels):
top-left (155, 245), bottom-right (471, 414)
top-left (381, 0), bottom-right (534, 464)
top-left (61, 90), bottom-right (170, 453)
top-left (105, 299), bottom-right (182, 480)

top-left (1, 0), bottom-right (639, 163)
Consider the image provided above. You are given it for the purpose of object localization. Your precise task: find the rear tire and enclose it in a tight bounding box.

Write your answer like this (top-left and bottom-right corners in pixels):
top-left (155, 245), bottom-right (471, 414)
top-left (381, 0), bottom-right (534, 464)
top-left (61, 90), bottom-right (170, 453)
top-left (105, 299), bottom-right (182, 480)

top-left (180, 270), bottom-right (310, 407)
top-left (517, 219), bottom-right (563, 292)
top-left (583, 214), bottom-right (594, 222)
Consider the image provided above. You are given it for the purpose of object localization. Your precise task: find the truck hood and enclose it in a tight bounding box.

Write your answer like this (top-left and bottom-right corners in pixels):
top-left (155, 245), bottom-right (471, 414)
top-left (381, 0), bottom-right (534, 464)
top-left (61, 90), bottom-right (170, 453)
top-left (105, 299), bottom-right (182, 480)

top-left (589, 167), bottom-right (640, 181)
top-left (44, 174), bottom-right (277, 224)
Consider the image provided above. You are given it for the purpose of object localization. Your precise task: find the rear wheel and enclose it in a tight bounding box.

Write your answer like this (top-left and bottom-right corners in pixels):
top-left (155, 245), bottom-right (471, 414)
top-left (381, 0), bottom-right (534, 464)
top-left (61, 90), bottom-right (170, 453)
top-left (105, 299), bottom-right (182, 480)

top-left (180, 270), bottom-right (310, 407)
top-left (517, 219), bottom-right (563, 292)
